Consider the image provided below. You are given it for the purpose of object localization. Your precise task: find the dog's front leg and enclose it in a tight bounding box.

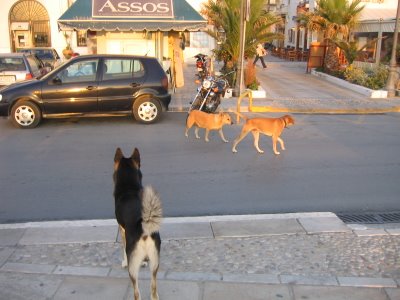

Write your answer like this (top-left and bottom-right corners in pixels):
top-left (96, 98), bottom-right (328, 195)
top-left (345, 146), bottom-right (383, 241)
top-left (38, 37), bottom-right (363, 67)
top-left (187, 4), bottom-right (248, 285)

top-left (219, 129), bottom-right (229, 143)
top-left (204, 129), bottom-right (210, 142)
top-left (272, 136), bottom-right (280, 155)
top-left (252, 131), bottom-right (264, 154)
top-left (184, 126), bottom-right (190, 138)
top-left (232, 140), bottom-right (239, 153)
top-left (194, 127), bottom-right (201, 139)
top-left (277, 137), bottom-right (285, 151)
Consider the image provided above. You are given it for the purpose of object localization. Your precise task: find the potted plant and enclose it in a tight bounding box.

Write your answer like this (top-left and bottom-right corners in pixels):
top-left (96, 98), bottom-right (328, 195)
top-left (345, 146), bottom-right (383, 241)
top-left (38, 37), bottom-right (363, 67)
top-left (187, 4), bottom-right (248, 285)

top-left (244, 59), bottom-right (259, 90)
top-left (62, 32), bottom-right (74, 59)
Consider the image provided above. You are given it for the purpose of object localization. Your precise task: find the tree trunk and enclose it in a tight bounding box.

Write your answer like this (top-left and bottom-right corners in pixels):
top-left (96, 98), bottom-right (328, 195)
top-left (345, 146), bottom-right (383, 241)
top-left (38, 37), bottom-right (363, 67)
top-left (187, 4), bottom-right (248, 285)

top-left (324, 40), bottom-right (340, 71)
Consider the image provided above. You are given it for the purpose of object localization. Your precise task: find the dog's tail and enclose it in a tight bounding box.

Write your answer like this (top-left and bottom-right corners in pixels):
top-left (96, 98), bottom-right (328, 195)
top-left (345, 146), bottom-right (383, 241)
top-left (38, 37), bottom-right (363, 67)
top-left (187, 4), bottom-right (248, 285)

top-left (228, 109), bottom-right (248, 122)
top-left (141, 185), bottom-right (162, 236)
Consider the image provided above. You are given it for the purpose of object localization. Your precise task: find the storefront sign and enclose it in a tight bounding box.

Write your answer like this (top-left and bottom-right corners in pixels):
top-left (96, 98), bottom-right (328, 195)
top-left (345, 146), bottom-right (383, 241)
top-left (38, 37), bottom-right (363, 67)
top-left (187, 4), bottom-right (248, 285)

top-left (92, 0), bottom-right (174, 18)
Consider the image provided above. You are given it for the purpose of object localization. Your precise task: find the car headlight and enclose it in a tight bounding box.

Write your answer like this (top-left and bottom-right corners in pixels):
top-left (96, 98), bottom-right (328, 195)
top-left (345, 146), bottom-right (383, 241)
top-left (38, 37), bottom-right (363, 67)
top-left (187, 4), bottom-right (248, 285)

top-left (202, 79), bottom-right (212, 89)
top-left (0, 94), bottom-right (2, 102)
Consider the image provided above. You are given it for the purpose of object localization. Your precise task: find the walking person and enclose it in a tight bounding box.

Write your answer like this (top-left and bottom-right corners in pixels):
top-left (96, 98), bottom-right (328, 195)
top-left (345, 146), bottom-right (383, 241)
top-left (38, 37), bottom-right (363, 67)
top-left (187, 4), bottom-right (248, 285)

top-left (253, 43), bottom-right (268, 69)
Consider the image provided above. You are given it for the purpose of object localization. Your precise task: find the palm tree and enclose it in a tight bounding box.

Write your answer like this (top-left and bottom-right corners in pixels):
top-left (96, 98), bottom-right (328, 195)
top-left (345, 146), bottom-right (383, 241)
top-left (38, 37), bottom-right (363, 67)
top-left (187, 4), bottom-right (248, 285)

top-left (299, 0), bottom-right (364, 70)
top-left (201, 0), bottom-right (283, 65)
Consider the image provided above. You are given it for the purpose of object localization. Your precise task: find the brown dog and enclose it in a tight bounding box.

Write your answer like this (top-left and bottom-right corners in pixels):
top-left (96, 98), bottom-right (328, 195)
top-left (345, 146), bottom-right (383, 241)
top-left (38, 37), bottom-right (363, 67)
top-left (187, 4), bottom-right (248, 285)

top-left (185, 110), bottom-right (233, 142)
top-left (232, 113), bottom-right (295, 155)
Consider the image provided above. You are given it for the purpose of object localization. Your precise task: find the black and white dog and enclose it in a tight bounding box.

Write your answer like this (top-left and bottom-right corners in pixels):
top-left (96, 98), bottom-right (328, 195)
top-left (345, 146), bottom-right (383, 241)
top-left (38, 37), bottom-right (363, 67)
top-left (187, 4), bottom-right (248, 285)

top-left (113, 147), bottom-right (162, 300)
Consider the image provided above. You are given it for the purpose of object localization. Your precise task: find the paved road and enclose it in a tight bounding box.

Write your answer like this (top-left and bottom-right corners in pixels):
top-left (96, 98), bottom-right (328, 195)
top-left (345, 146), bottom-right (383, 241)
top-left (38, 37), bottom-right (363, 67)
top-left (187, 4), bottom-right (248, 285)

top-left (0, 112), bottom-right (399, 223)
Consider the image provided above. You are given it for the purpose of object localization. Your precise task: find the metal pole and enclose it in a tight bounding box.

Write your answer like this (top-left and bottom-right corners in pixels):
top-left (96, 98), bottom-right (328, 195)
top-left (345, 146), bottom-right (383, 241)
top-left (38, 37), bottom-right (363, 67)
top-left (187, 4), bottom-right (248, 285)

top-left (385, 0), bottom-right (400, 97)
top-left (375, 19), bottom-right (383, 65)
top-left (236, 0), bottom-right (247, 95)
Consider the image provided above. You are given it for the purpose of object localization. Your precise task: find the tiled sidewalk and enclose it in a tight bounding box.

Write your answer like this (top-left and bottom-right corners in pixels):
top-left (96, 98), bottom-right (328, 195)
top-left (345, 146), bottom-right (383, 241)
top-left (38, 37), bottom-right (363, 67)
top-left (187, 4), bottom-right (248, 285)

top-left (1, 213), bottom-right (399, 299)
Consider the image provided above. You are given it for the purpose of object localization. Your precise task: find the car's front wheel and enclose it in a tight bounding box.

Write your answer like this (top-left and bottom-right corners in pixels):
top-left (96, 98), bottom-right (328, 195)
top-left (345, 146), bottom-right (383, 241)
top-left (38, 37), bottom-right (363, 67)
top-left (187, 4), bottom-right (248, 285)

top-left (11, 101), bottom-right (42, 129)
top-left (132, 97), bottom-right (161, 124)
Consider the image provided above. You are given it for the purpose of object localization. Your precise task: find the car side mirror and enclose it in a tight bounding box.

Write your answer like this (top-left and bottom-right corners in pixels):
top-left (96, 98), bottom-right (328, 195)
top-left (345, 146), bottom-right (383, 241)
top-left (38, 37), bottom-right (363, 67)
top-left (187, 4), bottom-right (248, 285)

top-left (52, 76), bottom-right (62, 85)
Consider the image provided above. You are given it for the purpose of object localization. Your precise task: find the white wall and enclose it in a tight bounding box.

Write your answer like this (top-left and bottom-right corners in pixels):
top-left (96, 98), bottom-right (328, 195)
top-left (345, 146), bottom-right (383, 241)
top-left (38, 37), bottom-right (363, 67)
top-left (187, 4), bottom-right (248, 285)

top-left (0, 0), bottom-right (70, 55)
top-left (283, 0), bottom-right (301, 48)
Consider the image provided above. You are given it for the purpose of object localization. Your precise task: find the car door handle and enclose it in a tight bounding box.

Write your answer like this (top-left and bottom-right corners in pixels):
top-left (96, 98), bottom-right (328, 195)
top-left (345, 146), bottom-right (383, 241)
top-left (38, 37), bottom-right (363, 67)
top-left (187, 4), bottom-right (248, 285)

top-left (130, 83), bottom-right (140, 88)
top-left (86, 86), bottom-right (97, 90)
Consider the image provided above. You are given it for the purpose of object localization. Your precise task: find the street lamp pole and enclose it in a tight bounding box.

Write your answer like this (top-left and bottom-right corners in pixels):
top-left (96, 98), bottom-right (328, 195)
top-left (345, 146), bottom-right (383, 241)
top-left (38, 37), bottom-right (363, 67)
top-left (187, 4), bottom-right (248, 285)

top-left (237, 0), bottom-right (249, 95)
top-left (385, 0), bottom-right (400, 97)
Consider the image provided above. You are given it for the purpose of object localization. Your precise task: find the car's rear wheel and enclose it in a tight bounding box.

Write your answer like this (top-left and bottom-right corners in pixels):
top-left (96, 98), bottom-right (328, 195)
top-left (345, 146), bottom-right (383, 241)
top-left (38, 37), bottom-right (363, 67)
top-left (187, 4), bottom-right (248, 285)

top-left (11, 101), bottom-right (41, 129)
top-left (133, 97), bottom-right (161, 124)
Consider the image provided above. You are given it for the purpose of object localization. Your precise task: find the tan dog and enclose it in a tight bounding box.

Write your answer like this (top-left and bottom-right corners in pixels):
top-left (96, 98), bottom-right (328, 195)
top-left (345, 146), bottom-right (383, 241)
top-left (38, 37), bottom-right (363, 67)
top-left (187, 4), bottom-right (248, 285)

top-left (232, 113), bottom-right (295, 155)
top-left (185, 110), bottom-right (233, 142)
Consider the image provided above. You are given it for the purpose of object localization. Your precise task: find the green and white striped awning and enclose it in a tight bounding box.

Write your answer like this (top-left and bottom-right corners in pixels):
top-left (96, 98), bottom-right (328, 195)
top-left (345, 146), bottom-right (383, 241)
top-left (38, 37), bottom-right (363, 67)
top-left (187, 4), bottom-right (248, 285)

top-left (58, 0), bottom-right (207, 32)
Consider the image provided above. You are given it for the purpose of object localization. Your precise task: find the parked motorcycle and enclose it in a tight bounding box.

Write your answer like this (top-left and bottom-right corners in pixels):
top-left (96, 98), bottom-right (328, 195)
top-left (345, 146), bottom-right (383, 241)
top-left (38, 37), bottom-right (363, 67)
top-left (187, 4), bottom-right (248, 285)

top-left (189, 74), bottom-right (230, 113)
top-left (194, 53), bottom-right (208, 80)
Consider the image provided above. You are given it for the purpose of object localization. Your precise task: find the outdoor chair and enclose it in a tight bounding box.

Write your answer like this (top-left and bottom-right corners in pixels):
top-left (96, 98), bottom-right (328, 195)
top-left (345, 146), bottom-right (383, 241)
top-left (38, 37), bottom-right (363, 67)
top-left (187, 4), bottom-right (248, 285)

top-left (288, 50), bottom-right (297, 61)
top-left (301, 51), bottom-right (309, 61)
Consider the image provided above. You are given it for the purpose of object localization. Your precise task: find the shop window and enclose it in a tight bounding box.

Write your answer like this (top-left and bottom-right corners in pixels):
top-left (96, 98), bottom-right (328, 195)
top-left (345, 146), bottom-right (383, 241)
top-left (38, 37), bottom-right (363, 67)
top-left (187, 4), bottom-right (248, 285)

top-left (183, 32), bottom-right (190, 47)
top-left (288, 28), bottom-right (296, 44)
top-left (298, 30), bottom-right (304, 48)
top-left (191, 32), bottom-right (209, 48)
top-left (32, 21), bottom-right (50, 47)
top-left (77, 31), bottom-right (87, 47)
top-left (34, 33), bottom-right (48, 47)
top-left (10, 1), bottom-right (51, 49)
top-left (353, 32), bottom-right (378, 62)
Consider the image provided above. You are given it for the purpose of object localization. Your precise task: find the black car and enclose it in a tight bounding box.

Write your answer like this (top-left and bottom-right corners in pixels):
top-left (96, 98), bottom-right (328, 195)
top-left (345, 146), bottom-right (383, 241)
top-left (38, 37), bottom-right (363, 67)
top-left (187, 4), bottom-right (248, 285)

top-left (0, 54), bottom-right (171, 128)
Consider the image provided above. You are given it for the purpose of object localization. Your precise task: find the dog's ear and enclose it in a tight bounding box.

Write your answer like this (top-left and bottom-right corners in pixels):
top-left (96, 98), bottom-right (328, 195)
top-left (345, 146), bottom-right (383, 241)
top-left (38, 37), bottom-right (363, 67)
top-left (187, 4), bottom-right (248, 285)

top-left (132, 148), bottom-right (141, 168)
top-left (114, 148), bottom-right (124, 163)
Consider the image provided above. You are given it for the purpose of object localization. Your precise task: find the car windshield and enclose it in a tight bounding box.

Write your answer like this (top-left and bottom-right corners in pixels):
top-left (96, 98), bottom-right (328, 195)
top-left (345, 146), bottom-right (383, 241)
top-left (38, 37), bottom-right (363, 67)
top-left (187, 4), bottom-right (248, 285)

top-left (37, 50), bottom-right (54, 59)
top-left (38, 60), bottom-right (69, 80)
top-left (18, 49), bottom-right (57, 60)
top-left (0, 57), bottom-right (26, 72)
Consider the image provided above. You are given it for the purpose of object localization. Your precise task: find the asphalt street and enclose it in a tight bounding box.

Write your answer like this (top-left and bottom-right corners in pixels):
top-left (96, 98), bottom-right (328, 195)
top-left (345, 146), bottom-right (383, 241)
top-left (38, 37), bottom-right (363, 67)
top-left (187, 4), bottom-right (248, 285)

top-left (0, 112), bottom-right (399, 223)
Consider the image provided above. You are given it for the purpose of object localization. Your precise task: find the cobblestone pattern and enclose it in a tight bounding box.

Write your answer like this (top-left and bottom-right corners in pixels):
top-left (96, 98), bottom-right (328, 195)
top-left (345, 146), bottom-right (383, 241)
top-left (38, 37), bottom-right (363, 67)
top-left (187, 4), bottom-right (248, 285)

top-left (5, 232), bottom-right (400, 279)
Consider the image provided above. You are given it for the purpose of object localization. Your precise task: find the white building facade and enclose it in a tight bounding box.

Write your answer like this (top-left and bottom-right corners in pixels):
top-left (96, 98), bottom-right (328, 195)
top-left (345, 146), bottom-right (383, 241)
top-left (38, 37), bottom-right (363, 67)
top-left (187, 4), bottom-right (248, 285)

top-left (0, 0), bottom-right (214, 63)
top-left (271, 0), bottom-right (398, 63)
top-left (0, 0), bottom-right (70, 55)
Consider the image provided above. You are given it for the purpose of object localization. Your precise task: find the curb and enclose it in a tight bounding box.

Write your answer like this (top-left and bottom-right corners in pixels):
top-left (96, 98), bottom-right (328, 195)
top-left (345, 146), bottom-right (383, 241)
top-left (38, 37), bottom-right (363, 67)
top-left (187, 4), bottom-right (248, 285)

top-left (239, 106), bottom-right (400, 114)
top-left (169, 106), bottom-right (400, 114)
top-left (168, 101), bottom-right (400, 114)
top-left (0, 212), bottom-right (337, 229)
top-left (0, 265), bottom-right (398, 289)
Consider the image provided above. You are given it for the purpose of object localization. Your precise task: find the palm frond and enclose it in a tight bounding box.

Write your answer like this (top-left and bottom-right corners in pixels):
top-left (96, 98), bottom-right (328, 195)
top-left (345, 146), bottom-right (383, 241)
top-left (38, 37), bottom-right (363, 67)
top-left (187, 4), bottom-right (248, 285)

top-left (203, 0), bottom-right (282, 64)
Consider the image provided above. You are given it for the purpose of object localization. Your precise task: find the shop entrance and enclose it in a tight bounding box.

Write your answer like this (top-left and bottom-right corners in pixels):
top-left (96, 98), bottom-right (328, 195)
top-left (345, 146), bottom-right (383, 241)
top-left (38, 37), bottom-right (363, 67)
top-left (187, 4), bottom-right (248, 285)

top-left (9, 0), bottom-right (51, 51)
top-left (106, 38), bottom-right (155, 56)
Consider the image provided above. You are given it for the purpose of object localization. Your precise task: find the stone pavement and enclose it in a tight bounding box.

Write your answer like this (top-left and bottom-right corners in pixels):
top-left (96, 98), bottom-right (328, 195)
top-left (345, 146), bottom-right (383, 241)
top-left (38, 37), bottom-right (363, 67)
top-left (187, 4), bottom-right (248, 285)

top-left (169, 56), bottom-right (400, 114)
top-left (0, 213), bottom-right (399, 299)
